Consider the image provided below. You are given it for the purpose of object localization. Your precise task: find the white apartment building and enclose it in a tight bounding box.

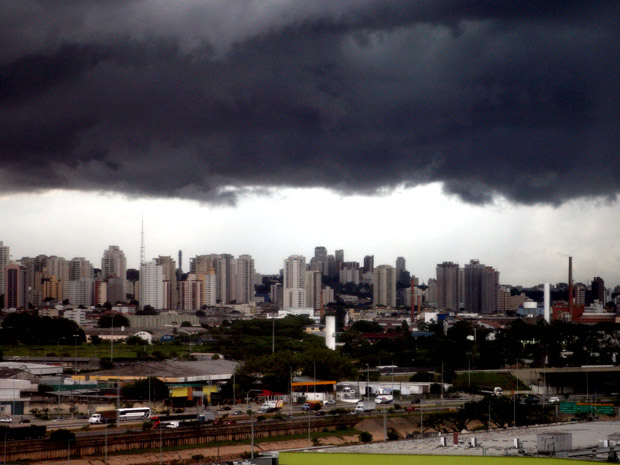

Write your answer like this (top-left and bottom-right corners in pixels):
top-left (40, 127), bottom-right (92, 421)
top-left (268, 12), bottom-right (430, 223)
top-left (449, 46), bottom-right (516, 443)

top-left (65, 278), bottom-right (94, 306)
top-left (235, 254), bottom-right (255, 304)
top-left (140, 261), bottom-right (164, 310)
top-left (102, 245), bottom-right (127, 296)
top-left (284, 255), bottom-right (306, 308)
top-left (373, 265), bottom-right (397, 307)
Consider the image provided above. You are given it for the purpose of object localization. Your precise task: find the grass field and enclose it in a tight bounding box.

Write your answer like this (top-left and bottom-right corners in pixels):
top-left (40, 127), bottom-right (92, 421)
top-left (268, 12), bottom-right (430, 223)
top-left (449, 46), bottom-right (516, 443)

top-left (453, 371), bottom-right (529, 391)
top-left (0, 343), bottom-right (207, 360)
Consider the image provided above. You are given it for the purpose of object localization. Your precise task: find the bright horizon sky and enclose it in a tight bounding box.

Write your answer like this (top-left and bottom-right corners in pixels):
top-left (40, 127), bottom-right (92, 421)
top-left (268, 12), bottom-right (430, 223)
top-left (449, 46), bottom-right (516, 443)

top-left (1, 184), bottom-right (618, 288)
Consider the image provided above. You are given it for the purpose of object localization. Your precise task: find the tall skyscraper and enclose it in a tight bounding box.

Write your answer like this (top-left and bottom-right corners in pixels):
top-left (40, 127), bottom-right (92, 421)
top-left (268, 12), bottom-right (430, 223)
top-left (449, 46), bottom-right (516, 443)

top-left (305, 270), bottom-right (322, 314)
top-left (140, 261), bottom-right (164, 309)
top-left (0, 241), bottom-right (8, 297)
top-left (396, 256), bottom-right (407, 284)
top-left (155, 256), bottom-right (177, 309)
top-left (464, 260), bottom-right (499, 314)
top-left (436, 262), bottom-right (459, 311)
top-left (235, 254), bottom-right (255, 304)
top-left (204, 268), bottom-right (217, 306)
top-left (373, 265), bottom-right (397, 307)
top-left (311, 246), bottom-right (328, 275)
top-left (591, 277), bottom-right (605, 304)
top-left (102, 246), bottom-right (127, 299)
top-left (65, 277), bottom-right (94, 307)
top-left (69, 257), bottom-right (93, 281)
top-left (4, 264), bottom-right (27, 309)
top-left (102, 246), bottom-right (126, 280)
top-left (481, 266), bottom-right (499, 314)
top-left (464, 260), bottom-right (484, 312)
top-left (284, 255), bottom-right (306, 308)
top-left (363, 255), bottom-right (374, 274)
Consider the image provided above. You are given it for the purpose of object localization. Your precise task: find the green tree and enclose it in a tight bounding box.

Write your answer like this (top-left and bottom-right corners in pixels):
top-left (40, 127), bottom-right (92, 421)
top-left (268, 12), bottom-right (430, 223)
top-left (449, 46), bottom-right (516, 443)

top-left (122, 377), bottom-right (169, 401)
top-left (98, 314), bottom-right (130, 328)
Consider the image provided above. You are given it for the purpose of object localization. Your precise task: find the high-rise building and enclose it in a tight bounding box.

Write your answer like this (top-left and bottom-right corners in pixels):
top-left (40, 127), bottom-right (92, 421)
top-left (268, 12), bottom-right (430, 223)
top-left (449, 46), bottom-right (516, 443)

top-left (102, 246), bottom-right (127, 299)
top-left (464, 260), bottom-right (484, 312)
top-left (140, 262), bottom-right (164, 309)
top-left (106, 277), bottom-right (125, 304)
top-left (4, 264), bottom-right (27, 309)
top-left (481, 266), bottom-right (499, 314)
top-left (212, 254), bottom-right (235, 304)
top-left (464, 260), bottom-right (499, 314)
top-left (373, 265), bottom-right (397, 307)
top-left (284, 255), bottom-right (306, 308)
top-left (155, 256), bottom-right (177, 309)
top-left (47, 256), bottom-right (70, 283)
top-left (591, 277), bottom-right (605, 304)
top-left (310, 246), bottom-right (328, 276)
top-left (363, 255), bottom-right (374, 274)
top-left (69, 257), bottom-right (93, 281)
top-left (335, 249), bottom-right (344, 264)
top-left (305, 270), bottom-right (322, 314)
top-left (179, 274), bottom-right (205, 310)
top-left (204, 268), bottom-right (217, 306)
top-left (0, 241), bottom-right (8, 297)
top-left (396, 257), bottom-right (406, 284)
top-left (436, 262), bottom-right (459, 311)
top-left (102, 246), bottom-right (126, 280)
top-left (65, 277), bottom-right (94, 306)
top-left (235, 255), bottom-right (255, 304)
top-left (339, 262), bottom-right (360, 284)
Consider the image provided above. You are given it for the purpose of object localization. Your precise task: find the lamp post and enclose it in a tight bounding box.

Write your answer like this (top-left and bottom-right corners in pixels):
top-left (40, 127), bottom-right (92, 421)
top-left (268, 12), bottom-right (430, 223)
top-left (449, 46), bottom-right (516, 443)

top-left (73, 334), bottom-right (79, 374)
top-left (245, 389), bottom-right (262, 459)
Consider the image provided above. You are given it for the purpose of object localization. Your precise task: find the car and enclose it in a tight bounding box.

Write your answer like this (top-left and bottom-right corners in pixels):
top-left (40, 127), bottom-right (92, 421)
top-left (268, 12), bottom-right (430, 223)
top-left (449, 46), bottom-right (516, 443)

top-left (324, 400), bottom-right (336, 405)
top-left (18, 419), bottom-right (31, 424)
top-left (223, 420), bottom-right (237, 426)
top-left (232, 410), bottom-right (244, 416)
top-left (219, 406), bottom-right (231, 411)
top-left (0, 417), bottom-right (13, 423)
top-left (315, 411), bottom-right (326, 416)
top-left (548, 396), bottom-right (560, 403)
top-left (165, 421), bottom-right (180, 429)
top-left (405, 406), bottom-right (417, 412)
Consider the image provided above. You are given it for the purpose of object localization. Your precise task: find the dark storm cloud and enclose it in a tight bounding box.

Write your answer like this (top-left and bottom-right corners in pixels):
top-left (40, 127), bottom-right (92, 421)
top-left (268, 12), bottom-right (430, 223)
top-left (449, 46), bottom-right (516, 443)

top-left (1, 0), bottom-right (619, 204)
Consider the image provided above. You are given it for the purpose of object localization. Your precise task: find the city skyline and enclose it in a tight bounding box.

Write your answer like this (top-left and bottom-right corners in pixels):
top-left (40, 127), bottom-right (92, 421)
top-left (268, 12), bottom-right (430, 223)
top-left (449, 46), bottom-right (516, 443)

top-left (0, 185), bottom-right (618, 289)
top-left (1, 2), bottom-right (619, 288)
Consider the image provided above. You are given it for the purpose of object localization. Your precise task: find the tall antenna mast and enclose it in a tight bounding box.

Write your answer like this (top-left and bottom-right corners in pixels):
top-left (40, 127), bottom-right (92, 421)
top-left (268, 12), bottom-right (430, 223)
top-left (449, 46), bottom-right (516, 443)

top-left (140, 217), bottom-right (145, 266)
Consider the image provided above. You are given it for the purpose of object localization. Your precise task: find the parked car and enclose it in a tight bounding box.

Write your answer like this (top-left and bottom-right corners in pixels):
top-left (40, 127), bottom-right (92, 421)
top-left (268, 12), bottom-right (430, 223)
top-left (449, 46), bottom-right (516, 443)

top-left (232, 410), bottom-right (244, 416)
top-left (219, 406), bottom-right (232, 411)
top-left (18, 419), bottom-right (31, 424)
top-left (0, 417), bottom-right (13, 423)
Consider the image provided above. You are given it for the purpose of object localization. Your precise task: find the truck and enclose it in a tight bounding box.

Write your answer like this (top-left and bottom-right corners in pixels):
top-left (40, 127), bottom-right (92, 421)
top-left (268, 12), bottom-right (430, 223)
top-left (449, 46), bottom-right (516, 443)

top-left (375, 394), bottom-right (393, 404)
top-left (89, 410), bottom-right (117, 424)
top-left (302, 400), bottom-right (322, 411)
top-left (354, 400), bottom-right (376, 413)
top-left (258, 400), bottom-right (284, 413)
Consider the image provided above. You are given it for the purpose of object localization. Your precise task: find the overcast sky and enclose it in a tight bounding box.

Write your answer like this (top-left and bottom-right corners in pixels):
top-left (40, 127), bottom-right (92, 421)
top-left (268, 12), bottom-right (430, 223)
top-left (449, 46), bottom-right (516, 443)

top-left (1, 1), bottom-right (619, 287)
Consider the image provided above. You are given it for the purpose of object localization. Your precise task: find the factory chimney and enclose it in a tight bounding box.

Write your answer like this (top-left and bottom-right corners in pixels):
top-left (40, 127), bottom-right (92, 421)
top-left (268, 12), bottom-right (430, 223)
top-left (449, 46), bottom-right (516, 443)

top-left (568, 256), bottom-right (573, 316)
top-left (410, 277), bottom-right (416, 320)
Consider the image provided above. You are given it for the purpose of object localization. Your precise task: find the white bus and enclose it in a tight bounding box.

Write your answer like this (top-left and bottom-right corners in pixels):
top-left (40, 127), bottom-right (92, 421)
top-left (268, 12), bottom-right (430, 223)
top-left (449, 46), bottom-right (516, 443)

top-left (117, 407), bottom-right (151, 421)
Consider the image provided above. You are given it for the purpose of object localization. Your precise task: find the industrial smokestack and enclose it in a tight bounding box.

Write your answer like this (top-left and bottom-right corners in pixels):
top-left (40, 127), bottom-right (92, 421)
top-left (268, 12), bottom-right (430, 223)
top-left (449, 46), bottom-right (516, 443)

top-left (568, 256), bottom-right (573, 315)
top-left (544, 283), bottom-right (550, 323)
top-left (325, 315), bottom-right (336, 350)
top-left (410, 277), bottom-right (416, 320)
